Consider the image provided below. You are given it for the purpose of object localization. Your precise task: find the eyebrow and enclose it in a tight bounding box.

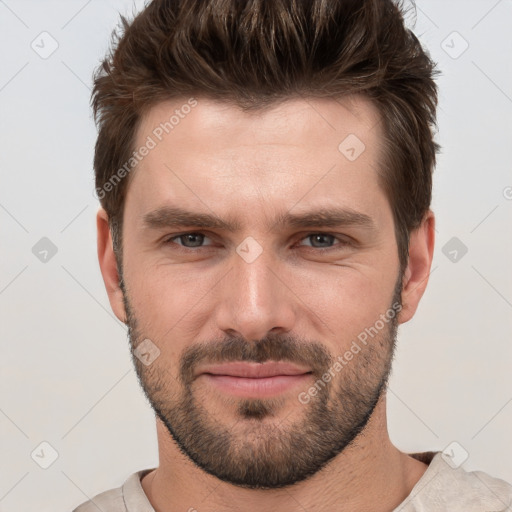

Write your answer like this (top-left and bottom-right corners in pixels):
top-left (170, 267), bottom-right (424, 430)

top-left (142, 206), bottom-right (376, 233)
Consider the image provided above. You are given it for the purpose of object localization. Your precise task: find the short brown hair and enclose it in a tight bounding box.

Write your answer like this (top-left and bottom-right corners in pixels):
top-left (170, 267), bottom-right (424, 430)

top-left (92, 0), bottom-right (439, 273)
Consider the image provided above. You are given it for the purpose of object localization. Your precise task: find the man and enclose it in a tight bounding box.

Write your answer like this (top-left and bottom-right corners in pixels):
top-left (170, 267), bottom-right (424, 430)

top-left (75, 0), bottom-right (512, 510)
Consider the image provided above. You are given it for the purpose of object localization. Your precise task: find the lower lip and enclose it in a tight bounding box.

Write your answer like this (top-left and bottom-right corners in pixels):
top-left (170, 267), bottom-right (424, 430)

top-left (201, 373), bottom-right (312, 398)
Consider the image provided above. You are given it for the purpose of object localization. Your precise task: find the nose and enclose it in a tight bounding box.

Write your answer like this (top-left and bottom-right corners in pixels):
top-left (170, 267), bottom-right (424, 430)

top-left (214, 245), bottom-right (297, 342)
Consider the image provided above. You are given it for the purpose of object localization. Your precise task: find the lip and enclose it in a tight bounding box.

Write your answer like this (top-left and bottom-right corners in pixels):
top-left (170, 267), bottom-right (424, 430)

top-left (196, 362), bottom-right (313, 398)
top-left (197, 361), bottom-right (311, 378)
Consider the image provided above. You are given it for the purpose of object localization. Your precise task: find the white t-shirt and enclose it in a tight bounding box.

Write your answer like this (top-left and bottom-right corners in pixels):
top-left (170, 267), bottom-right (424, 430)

top-left (73, 451), bottom-right (512, 511)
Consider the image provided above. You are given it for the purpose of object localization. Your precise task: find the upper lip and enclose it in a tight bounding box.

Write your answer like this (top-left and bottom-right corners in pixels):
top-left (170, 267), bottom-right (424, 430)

top-left (197, 361), bottom-right (312, 379)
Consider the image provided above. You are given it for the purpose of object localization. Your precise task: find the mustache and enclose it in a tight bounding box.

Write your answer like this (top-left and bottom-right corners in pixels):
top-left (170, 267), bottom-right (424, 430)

top-left (179, 332), bottom-right (333, 386)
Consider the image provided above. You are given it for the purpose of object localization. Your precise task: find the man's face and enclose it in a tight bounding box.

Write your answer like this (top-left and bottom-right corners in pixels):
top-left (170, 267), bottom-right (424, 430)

top-left (118, 96), bottom-right (403, 488)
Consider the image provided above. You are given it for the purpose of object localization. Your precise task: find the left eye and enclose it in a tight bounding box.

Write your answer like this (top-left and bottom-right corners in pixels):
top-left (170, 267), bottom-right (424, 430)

top-left (297, 233), bottom-right (344, 249)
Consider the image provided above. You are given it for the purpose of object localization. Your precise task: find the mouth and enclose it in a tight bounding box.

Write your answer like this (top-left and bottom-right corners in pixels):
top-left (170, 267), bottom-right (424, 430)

top-left (196, 361), bottom-right (313, 398)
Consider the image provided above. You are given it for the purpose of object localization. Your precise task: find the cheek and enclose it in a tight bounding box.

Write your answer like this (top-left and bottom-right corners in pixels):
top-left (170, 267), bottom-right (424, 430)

top-left (124, 257), bottom-right (222, 340)
top-left (294, 266), bottom-right (396, 346)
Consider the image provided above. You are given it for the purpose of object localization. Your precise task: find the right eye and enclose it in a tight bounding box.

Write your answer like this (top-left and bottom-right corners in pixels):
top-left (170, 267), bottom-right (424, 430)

top-left (163, 232), bottom-right (215, 250)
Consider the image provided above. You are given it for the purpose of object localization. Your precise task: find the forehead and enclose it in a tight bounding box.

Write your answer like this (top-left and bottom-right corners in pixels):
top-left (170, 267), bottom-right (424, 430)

top-left (136, 94), bottom-right (382, 155)
top-left (126, 95), bottom-right (388, 227)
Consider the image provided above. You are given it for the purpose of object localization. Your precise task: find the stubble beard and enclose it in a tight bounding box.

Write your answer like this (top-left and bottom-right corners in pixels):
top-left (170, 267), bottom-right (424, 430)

top-left (121, 274), bottom-right (402, 489)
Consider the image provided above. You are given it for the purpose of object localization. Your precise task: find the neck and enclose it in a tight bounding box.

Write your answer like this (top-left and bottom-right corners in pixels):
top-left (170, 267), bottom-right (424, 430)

top-left (142, 394), bottom-right (428, 512)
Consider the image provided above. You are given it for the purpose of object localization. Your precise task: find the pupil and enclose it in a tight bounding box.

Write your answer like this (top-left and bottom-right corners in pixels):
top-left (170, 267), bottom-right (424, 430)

top-left (312, 234), bottom-right (332, 247)
top-left (184, 234), bottom-right (203, 247)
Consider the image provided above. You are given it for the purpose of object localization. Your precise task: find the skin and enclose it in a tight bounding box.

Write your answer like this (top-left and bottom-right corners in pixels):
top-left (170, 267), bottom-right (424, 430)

top-left (97, 95), bottom-right (435, 511)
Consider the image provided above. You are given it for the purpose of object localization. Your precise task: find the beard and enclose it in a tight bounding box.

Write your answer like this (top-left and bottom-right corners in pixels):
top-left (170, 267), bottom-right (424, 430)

top-left (121, 272), bottom-right (402, 490)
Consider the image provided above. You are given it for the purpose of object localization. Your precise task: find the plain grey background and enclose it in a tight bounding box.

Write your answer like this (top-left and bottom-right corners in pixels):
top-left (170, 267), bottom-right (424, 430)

top-left (1, 1), bottom-right (511, 511)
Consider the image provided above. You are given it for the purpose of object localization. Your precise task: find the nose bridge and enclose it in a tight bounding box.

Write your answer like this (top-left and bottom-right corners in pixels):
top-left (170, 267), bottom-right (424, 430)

top-left (216, 240), bottom-right (296, 340)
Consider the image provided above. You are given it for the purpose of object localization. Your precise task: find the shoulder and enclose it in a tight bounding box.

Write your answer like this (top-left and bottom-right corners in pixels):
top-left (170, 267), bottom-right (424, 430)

top-left (72, 469), bottom-right (155, 512)
top-left (73, 486), bottom-right (125, 512)
top-left (397, 451), bottom-right (512, 511)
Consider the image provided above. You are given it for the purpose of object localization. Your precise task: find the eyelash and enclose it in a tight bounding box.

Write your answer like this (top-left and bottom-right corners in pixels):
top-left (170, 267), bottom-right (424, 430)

top-left (162, 232), bottom-right (352, 252)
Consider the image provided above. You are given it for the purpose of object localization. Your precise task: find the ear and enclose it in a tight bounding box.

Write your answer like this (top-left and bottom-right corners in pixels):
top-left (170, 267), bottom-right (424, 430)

top-left (97, 208), bottom-right (127, 323)
top-left (398, 210), bottom-right (435, 324)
